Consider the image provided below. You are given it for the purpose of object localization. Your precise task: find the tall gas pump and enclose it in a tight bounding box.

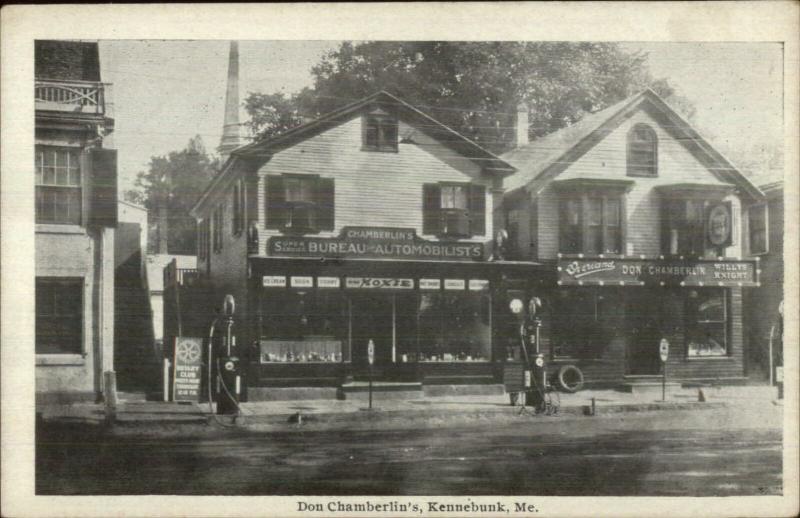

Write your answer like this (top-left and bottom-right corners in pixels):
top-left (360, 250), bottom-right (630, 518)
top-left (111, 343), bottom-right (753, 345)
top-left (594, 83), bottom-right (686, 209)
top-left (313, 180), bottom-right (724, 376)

top-left (523, 297), bottom-right (547, 413)
top-left (209, 294), bottom-right (242, 416)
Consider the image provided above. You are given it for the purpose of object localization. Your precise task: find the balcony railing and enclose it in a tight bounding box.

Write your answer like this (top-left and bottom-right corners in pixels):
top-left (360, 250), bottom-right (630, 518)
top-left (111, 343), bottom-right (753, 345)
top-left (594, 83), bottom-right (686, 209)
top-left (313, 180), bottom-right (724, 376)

top-left (35, 79), bottom-right (110, 116)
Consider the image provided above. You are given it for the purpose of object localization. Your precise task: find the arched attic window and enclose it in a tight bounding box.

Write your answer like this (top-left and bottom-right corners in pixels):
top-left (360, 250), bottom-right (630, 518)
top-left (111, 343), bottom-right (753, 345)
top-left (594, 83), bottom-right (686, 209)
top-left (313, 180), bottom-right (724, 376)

top-left (627, 123), bottom-right (658, 177)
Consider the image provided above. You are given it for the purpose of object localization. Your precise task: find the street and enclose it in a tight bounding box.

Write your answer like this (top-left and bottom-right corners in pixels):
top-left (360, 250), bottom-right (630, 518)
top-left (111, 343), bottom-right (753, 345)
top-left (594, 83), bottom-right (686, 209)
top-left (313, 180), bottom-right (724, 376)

top-left (36, 404), bottom-right (782, 496)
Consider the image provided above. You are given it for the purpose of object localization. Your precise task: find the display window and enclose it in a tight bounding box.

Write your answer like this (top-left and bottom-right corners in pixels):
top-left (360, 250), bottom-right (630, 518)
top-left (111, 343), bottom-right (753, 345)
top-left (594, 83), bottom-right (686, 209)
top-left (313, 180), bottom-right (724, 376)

top-left (551, 287), bottom-right (622, 360)
top-left (259, 289), bottom-right (346, 363)
top-left (418, 289), bottom-right (492, 362)
top-left (686, 289), bottom-right (728, 357)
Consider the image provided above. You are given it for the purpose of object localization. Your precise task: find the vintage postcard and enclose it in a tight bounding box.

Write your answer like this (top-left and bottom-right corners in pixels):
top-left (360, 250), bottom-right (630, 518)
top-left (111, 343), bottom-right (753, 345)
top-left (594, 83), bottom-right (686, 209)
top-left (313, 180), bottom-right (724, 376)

top-left (1, 2), bottom-right (798, 517)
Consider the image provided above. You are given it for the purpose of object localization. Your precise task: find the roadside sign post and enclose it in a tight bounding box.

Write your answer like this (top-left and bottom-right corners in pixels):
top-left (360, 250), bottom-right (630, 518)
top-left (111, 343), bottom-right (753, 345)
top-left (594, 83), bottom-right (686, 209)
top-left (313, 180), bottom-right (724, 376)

top-left (367, 340), bottom-right (375, 410)
top-left (659, 339), bottom-right (669, 402)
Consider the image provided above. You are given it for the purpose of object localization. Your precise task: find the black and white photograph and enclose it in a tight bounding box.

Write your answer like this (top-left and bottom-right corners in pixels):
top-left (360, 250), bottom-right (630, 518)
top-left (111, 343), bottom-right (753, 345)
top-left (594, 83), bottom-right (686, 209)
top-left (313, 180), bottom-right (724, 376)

top-left (2, 3), bottom-right (798, 517)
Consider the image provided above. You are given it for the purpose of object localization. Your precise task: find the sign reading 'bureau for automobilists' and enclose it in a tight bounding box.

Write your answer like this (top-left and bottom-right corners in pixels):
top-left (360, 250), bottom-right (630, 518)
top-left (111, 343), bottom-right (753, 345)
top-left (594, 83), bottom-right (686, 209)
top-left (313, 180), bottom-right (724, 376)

top-left (268, 226), bottom-right (484, 262)
top-left (558, 257), bottom-right (758, 287)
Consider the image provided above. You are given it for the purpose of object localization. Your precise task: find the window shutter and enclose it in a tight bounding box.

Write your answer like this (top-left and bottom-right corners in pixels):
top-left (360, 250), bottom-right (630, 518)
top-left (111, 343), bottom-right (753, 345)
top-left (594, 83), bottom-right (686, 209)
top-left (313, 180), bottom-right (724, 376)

top-left (469, 184), bottom-right (486, 236)
top-left (265, 175), bottom-right (285, 229)
top-left (422, 183), bottom-right (441, 235)
top-left (316, 177), bottom-right (335, 231)
top-left (729, 201), bottom-right (739, 247)
top-left (88, 148), bottom-right (117, 227)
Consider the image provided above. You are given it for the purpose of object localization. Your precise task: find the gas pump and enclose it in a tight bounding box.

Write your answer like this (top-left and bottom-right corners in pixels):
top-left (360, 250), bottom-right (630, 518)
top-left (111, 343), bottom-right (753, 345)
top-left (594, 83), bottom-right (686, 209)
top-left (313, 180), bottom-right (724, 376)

top-left (209, 294), bottom-right (242, 416)
top-left (524, 297), bottom-right (548, 413)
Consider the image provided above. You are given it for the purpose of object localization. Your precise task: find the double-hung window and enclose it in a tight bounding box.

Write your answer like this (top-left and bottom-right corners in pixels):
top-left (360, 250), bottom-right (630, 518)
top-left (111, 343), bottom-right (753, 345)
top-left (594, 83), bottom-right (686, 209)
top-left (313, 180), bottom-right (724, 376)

top-left (265, 174), bottom-right (335, 233)
top-left (36, 146), bottom-right (82, 225)
top-left (748, 203), bottom-right (768, 255)
top-left (231, 179), bottom-right (245, 236)
top-left (36, 277), bottom-right (83, 355)
top-left (363, 110), bottom-right (398, 152)
top-left (422, 182), bottom-right (486, 238)
top-left (627, 123), bottom-right (658, 177)
top-left (556, 180), bottom-right (629, 255)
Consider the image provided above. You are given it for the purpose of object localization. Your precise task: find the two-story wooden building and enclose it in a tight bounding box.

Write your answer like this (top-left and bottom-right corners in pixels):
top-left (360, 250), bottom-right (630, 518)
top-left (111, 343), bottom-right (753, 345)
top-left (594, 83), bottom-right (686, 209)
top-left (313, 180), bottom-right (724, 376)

top-left (188, 91), bottom-right (548, 400)
top-left (35, 41), bottom-right (118, 404)
top-left (500, 89), bottom-right (764, 389)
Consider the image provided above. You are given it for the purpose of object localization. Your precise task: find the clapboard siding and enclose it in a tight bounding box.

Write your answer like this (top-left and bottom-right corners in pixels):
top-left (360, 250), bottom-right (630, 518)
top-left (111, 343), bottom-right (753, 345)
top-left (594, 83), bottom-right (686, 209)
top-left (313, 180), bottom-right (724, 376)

top-left (514, 109), bottom-right (745, 261)
top-left (252, 117), bottom-right (494, 256)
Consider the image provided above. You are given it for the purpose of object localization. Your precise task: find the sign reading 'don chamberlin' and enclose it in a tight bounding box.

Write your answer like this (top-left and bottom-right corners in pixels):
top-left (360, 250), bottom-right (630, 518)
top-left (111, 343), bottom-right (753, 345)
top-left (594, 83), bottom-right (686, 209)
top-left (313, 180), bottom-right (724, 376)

top-left (268, 226), bottom-right (484, 262)
top-left (557, 257), bottom-right (758, 287)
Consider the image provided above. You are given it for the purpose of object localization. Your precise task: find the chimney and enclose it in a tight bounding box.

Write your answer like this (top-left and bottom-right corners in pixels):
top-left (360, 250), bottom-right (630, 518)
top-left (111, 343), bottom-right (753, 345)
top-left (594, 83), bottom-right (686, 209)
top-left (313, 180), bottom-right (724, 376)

top-left (218, 41), bottom-right (244, 161)
top-left (516, 102), bottom-right (529, 147)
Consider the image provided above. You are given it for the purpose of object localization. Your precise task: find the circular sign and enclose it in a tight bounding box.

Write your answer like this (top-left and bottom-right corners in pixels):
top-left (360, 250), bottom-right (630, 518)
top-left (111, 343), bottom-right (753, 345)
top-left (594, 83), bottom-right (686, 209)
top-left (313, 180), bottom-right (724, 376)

top-left (224, 360), bottom-right (235, 371)
top-left (707, 204), bottom-right (731, 246)
top-left (509, 298), bottom-right (524, 314)
top-left (659, 338), bottom-right (669, 362)
top-left (534, 356), bottom-right (544, 367)
top-left (176, 339), bottom-right (201, 363)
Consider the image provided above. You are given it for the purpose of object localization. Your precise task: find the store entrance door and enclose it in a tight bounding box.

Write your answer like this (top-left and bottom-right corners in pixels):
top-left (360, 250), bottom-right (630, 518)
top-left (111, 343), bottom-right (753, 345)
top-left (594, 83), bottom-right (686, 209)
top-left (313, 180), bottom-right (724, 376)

top-left (351, 294), bottom-right (393, 379)
top-left (626, 291), bottom-right (662, 375)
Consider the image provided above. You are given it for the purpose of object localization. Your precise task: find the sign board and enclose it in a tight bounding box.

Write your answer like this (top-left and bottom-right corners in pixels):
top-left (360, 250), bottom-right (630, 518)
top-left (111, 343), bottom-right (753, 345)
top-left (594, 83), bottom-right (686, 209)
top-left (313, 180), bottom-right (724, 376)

top-left (558, 257), bottom-right (758, 287)
top-left (419, 278), bottom-right (441, 290)
top-left (707, 203), bottom-right (732, 247)
top-left (317, 276), bottom-right (340, 288)
top-left (444, 279), bottom-right (466, 290)
top-left (268, 226), bottom-right (484, 262)
top-left (367, 340), bottom-right (375, 365)
top-left (290, 276), bottom-right (313, 288)
top-left (173, 337), bottom-right (202, 401)
top-left (346, 277), bottom-right (414, 290)
top-left (659, 338), bottom-right (669, 362)
top-left (469, 279), bottom-right (490, 291)
top-left (524, 370), bottom-right (532, 388)
top-left (263, 275), bottom-right (287, 288)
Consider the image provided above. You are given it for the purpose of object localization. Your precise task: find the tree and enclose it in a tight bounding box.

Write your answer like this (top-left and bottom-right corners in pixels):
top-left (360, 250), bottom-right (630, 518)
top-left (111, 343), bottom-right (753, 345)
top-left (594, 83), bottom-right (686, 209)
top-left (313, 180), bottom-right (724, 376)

top-left (125, 136), bottom-right (220, 255)
top-left (245, 42), bottom-right (693, 154)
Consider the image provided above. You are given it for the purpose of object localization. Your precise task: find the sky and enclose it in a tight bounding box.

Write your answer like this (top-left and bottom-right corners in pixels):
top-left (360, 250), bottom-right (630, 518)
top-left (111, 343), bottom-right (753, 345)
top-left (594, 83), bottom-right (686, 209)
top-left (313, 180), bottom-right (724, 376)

top-left (99, 41), bottom-right (784, 193)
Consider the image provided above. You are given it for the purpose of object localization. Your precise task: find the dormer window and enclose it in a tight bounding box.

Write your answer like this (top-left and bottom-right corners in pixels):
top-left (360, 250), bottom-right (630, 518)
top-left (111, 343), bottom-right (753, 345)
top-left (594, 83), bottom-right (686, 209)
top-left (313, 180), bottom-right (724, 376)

top-left (627, 123), bottom-right (658, 177)
top-left (363, 109), bottom-right (398, 152)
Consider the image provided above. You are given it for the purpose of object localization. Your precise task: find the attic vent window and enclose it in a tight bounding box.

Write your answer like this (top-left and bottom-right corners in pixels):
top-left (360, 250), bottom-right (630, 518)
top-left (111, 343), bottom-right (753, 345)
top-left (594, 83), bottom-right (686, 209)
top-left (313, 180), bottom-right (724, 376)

top-left (363, 110), bottom-right (398, 152)
top-left (627, 123), bottom-right (658, 177)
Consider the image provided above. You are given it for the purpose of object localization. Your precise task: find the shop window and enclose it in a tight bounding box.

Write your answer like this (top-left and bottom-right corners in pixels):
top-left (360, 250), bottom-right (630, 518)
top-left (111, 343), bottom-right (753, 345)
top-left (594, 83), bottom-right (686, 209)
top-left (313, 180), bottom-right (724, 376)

top-left (551, 288), bottom-right (621, 359)
top-left (559, 194), bottom-right (623, 255)
top-left (264, 174), bottom-right (334, 233)
top-left (686, 289), bottom-right (728, 357)
top-left (35, 146), bottom-right (82, 225)
top-left (627, 123), bottom-right (658, 177)
top-left (36, 277), bottom-right (83, 354)
top-left (748, 204), bottom-right (768, 255)
top-left (422, 183), bottom-right (486, 237)
top-left (418, 290), bottom-right (492, 362)
top-left (231, 179), bottom-right (245, 236)
top-left (363, 111), bottom-right (398, 152)
top-left (259, 290), bottom-right (346, 363)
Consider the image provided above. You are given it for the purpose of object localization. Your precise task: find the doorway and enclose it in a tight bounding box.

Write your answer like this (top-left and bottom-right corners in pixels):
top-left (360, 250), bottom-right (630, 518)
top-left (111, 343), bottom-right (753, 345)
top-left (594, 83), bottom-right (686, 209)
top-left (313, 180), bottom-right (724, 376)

top-left (350, 294), bottom-right (394, 378)
top-left (625, 290), bottom-right (663, 375)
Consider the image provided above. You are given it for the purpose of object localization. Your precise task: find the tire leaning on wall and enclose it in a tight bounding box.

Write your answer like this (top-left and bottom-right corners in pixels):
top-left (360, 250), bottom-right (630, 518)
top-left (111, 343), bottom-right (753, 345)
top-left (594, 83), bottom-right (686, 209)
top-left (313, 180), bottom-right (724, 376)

top-left (556, 364), bottom-right (584, 393)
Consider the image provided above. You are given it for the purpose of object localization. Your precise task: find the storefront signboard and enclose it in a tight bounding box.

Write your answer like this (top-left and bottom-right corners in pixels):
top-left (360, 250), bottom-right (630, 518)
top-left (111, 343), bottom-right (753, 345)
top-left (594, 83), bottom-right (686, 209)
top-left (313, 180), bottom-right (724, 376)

top-left (173, 337), bottom-right (202, 402)
top-left (557, 257), bottom-right (758, 287)
top-left (268, 226), bottom-right (485, 262)
top-left (345, 277), bottom-right (414, 290)
top-left (419, 279), bottom-right (441, 290)
top-left (444, 279), bottom-right (466, 290)
top-left (290, 276), bottom-right (313, 288)
top-left (659, 339), bottom-right (669, 362)
top-left (469, 279), bottom-right (490, 291)
top-left (263, 275), bottom-right (287, 288)
top-left (317, 276), bottom-right (340, 288)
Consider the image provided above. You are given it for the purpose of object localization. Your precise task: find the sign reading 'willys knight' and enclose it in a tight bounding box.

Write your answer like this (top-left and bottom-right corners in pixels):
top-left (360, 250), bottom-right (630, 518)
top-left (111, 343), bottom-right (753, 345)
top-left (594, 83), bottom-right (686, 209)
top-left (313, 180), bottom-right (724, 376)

top-left (268, 227), bottom-right (484, 262)
top-left (558, 257), bottom-right (758, 287)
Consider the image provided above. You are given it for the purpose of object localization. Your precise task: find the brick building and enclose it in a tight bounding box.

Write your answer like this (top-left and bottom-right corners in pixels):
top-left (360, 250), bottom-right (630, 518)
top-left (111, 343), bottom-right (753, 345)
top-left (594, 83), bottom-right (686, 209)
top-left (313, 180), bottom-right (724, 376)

top-left (500, 89), bottom-right (764, 389)
top-left (35, 40), bottom-right (118, 403)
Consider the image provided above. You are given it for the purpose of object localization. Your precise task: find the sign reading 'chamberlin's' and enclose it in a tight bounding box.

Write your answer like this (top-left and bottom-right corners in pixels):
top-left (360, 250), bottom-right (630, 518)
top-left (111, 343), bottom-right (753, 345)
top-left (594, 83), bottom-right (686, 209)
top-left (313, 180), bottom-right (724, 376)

top-left (558, 257), bottom-right (758, 286)
top-left (268, 226), bottom-right (484, 261)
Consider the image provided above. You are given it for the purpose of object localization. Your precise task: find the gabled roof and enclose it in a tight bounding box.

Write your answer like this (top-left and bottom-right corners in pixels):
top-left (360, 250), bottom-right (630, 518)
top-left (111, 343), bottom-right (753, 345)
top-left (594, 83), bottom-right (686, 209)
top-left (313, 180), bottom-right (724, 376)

top-left (191, 91), bottom-right (515, 218)
top-left (502, 89), bottom-right (763, 202)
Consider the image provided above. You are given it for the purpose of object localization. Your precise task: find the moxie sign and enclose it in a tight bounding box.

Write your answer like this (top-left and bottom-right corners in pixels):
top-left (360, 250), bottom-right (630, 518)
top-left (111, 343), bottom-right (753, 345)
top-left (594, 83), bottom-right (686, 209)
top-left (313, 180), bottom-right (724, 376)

top-left (558, 257), bottom-right (758, 287)
top-left (268, 226), bottom-right (484, 262)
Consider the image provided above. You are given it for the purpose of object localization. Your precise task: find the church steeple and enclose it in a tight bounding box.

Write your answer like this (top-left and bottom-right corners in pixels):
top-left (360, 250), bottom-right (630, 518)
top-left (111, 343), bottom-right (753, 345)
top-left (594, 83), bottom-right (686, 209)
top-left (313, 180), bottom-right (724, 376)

top-left (218, 41), bottom-right (243, 161)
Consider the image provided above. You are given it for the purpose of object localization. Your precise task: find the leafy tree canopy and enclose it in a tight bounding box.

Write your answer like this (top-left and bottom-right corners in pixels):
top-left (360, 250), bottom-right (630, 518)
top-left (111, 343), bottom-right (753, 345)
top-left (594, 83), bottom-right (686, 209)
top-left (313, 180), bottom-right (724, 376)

top-left (245, 42), bottom-right (694, 154)
top-left (124, 136), bottom-right (219, 254)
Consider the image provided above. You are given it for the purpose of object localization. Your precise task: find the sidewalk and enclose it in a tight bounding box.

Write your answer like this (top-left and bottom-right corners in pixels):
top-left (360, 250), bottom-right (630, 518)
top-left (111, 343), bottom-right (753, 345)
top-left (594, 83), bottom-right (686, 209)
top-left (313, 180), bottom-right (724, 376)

top-left (37, 384), bottom-right (780, 431)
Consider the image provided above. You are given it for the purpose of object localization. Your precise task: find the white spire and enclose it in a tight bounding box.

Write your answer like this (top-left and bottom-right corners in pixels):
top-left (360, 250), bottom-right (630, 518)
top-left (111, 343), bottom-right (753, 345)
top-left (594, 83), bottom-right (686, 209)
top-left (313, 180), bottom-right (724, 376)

top-left (218, 41), bottom-right (243, 161)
